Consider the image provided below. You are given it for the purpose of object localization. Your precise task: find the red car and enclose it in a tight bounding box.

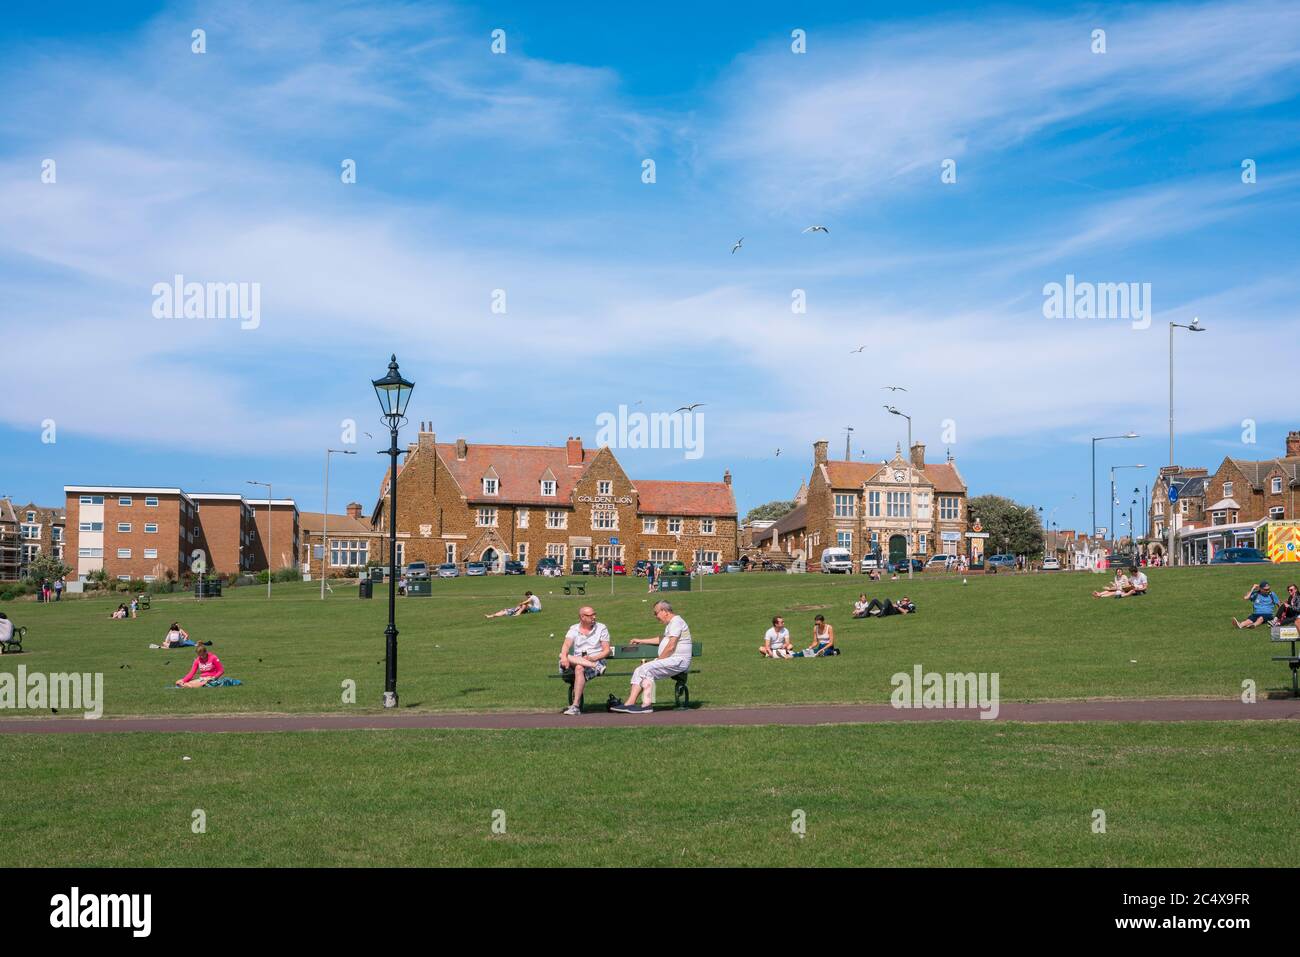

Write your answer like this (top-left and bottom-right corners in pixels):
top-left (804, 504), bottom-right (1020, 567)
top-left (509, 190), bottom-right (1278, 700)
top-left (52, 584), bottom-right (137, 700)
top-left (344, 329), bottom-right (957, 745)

top-left (612, 563), bottom-right (627, 575)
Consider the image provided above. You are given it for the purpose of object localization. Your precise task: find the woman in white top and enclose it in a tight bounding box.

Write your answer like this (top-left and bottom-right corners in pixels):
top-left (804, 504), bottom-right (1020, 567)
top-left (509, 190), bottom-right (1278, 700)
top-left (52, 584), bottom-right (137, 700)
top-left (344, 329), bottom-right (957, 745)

top-left (760, 616), bottom-right (793, 658)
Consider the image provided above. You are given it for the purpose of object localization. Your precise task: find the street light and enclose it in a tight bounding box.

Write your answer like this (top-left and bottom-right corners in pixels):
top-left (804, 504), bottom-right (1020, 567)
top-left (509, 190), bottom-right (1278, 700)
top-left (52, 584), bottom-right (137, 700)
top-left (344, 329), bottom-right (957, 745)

top-left (321, 448), bottom-right (357, 599)
top-left (1109, 464), bottom-right (1145, 554)
top-left (1169, 317), bottom-right (1207, 566)
top-left (373, 354), bottom-right (414, 709)
top-left (884, 405), bottom-right (914, 580)
top-left (843, 426), bottom-right (854, 461)
top-left (1091, 433), bottom-right (1139, 537)
top-left (246, 480), bottom-right (272, 598)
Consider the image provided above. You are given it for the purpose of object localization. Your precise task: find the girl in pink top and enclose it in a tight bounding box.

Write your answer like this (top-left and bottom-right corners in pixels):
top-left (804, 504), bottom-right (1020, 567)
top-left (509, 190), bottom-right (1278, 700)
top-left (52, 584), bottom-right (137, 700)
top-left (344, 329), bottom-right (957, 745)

top-left (176, 647), bottom-right (224, 687)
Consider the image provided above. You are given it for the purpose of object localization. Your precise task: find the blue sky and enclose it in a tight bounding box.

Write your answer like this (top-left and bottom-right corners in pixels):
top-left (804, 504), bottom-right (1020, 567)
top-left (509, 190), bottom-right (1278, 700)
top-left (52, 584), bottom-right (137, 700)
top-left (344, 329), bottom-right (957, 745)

top-left (1, 0), bottom-right (1298, 536)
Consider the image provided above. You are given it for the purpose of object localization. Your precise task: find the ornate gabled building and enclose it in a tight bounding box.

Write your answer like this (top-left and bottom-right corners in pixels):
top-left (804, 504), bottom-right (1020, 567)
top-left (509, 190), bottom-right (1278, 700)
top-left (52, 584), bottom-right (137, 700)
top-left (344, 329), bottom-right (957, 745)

top-left (373, 424), bottom-right (738, 571)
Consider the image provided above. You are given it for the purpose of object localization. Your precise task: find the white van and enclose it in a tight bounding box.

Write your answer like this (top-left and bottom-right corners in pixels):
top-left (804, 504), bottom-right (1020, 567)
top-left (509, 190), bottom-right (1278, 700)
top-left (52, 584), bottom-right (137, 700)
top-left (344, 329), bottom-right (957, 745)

top-left (819, 547), bottom-right (854, 573)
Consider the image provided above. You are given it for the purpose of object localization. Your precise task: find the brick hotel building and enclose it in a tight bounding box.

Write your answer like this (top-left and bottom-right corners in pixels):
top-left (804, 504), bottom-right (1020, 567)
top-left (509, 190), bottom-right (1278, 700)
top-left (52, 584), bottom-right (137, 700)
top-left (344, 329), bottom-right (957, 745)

top-left (372, 425), bottom-right (738, 571)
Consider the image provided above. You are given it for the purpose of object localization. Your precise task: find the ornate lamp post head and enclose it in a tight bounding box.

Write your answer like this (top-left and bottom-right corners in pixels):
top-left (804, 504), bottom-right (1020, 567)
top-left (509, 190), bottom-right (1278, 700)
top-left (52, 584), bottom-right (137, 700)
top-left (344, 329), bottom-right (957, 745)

top-left (372, 354), bottom-right (414, 428)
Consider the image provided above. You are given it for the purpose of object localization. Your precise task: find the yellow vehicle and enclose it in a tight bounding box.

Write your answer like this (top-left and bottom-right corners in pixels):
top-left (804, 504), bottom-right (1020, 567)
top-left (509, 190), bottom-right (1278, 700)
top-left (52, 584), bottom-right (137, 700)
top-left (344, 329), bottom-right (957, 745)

top-left (1255, 520), bottom-right (1300, 563)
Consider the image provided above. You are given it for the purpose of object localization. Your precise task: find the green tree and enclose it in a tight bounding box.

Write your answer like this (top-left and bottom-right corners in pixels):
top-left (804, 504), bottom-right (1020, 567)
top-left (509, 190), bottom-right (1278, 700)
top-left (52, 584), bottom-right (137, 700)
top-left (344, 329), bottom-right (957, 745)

top-left (968, 494), bottom-right (1045, 556)
top-left (24, 553), bottom-right (72, 584)
top-left (744, 500), bottom-right (798, 523)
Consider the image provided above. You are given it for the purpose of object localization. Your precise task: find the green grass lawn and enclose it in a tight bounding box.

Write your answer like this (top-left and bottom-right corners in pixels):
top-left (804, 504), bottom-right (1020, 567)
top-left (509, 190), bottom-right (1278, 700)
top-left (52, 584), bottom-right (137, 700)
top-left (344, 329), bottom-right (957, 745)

top-left (1, 721), bottom-right (1294, 866)
top-left (0, 566), bottom-right (1291, 716)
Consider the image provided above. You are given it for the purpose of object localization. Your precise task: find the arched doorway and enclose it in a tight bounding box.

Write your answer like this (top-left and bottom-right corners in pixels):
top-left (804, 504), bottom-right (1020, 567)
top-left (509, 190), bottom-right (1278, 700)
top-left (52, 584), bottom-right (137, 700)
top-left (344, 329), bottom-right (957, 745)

top-left (888, 534), bottom-right (907, 565)
top-left (481, 547), bottom-right (500, 572)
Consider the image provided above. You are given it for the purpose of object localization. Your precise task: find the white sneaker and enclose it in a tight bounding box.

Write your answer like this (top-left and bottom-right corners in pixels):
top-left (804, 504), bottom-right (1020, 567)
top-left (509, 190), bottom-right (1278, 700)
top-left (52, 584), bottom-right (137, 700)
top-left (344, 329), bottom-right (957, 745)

top-left (563, 704), bottom-right (581, 716)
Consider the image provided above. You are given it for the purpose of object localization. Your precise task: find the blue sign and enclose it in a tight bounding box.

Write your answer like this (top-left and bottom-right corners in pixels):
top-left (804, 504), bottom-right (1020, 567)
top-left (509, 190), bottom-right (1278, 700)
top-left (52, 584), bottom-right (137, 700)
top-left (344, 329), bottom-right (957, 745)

top-left (610, 538), bottom-right (619, 545)
top-left (1167, 484), bottom-right (1180, 503)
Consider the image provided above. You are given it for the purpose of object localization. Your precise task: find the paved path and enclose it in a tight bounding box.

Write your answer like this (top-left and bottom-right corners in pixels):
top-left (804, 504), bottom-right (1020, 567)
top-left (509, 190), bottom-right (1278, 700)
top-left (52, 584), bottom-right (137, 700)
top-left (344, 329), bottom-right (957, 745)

top-left (1, 698), bottom-right (1297, 733)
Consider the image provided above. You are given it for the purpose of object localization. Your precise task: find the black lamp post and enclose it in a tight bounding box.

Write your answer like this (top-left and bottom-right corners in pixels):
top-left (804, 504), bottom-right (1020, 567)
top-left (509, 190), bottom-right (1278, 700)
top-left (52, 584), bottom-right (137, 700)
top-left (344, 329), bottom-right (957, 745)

top-left (372, 354), bottom-right (414, 709)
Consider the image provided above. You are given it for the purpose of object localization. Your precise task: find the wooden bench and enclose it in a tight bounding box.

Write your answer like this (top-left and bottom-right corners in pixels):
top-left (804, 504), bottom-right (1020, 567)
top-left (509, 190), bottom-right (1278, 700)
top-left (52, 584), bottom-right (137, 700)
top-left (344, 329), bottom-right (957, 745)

top-left (562, 579), bottom-right (587, 596)
top-left (1, 626), bottom-right (26, 655)
top-left (551, 642), bottom-right (703, 711)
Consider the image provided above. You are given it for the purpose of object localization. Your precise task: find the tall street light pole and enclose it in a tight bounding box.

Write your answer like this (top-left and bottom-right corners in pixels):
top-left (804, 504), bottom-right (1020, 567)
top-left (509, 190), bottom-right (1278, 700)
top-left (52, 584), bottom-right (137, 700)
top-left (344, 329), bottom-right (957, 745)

top-left (1091, 433), bottom-right (1139, 538)
top-left (885, 405), bottom-right (914, 581)
top-left (1169, 317), bottom-right (1206, 566)
top-left (372, 355), bottom-right (414, 710)
top-left (246, 480), bottom-right (272, 598)
top-left (322, 448), bottom-right (357, 599)
top-left (1110, 464), bottom-right (1145, 555)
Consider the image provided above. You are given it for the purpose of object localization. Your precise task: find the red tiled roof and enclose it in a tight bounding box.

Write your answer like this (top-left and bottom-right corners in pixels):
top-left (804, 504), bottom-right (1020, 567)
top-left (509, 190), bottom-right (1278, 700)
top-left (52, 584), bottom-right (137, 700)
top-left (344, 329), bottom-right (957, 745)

top-left (823, 460), bottom-right (965, 493)
top-left (299, 511), bottom-right (376, 536)
top-left (635, 480), bottom-right (736, 517)
top-left (438, 442), bottom-right (591, 506)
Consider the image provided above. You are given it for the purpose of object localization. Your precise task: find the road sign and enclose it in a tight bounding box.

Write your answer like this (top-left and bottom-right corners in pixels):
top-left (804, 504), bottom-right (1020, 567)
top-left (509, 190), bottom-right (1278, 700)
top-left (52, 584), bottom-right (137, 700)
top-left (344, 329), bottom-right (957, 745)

top-left (1168, 484), bottom-right (1180, 503)
top-left (610, 538), bottom-right (619, 545)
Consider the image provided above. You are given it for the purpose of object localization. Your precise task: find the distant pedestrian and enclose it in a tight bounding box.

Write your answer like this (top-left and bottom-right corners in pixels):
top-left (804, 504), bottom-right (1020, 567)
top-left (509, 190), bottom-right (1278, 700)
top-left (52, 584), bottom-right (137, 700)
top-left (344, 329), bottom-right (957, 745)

top-left (54, 579), bottom-right (64, 601)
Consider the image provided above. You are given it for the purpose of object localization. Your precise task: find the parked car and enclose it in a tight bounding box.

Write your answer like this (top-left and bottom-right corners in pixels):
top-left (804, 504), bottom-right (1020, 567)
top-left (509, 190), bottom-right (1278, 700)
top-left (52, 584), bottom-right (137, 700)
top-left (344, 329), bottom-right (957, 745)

top-left (860, 554), bottom-right (881, 571)
top-left (890, 557), bottom-right (925, 573)
top-left (819, 547), bottom-right (854, 573)
top-left (986, 554), bottom-right (1017, 569)
top-left (406, 561), bottom-right (429, 579)
top-left (925, 554), bottom-right (956, 571)
top-left (612, 563), bottom-right (627, 575)
top-left (724, 562), bottom-right (743, 573)
top-left (465, 562), bottom-right (487, 576)
top-left (536, 557), bottom-right (562, 576)
top-left (1211, 547), bottom-right (1271, 565)
top-left (1041, 557), bottom-right (1061, 571)
top-left (503, 560), bottom-right (525, 575)
top-left (436, 563), bottom-right (459, 578)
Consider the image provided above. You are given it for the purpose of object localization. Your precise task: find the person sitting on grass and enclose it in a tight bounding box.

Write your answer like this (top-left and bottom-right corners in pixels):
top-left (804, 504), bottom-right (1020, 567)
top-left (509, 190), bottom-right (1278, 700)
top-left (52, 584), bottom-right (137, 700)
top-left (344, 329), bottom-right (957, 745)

top-left (175, 646), bottom-right (224, 687)
top-left (759, 616), bottom-right (793, 658)
top-left (1233, 581), bottom-right (1281, 629)
top-left (1277, 584), bottom-right (1300, 626)
top-left (793, 614), bottom-right (839, 657)
top-left (1122, 566), bottom-right (1148, 596)
top-left (558, 605), bottom-right (611, 715)
top-left (162, 622), bottom-right (195, 648)
top-left (484, 591), bottom-right (542, 619)
top-left (852, 594), bottom-right (870, 619)
top-left (1092, 570), bottom-right (1131, 599)
top-left (610, 600), bottom-right (692, 714)
top-left (110, 603), bottom-right (129, 620)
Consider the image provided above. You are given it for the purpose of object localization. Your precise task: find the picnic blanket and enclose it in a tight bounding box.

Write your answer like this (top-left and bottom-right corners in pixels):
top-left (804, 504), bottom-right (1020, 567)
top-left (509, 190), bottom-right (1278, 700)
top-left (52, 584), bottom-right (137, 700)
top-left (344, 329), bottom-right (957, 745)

top-left (203, 677), bottom-right (242, 687)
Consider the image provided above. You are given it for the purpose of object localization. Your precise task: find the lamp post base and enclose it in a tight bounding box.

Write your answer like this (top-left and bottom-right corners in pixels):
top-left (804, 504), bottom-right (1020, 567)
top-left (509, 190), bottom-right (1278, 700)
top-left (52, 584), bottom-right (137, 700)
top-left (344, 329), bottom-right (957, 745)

top-left (382, 691), bottom-right (398, 709)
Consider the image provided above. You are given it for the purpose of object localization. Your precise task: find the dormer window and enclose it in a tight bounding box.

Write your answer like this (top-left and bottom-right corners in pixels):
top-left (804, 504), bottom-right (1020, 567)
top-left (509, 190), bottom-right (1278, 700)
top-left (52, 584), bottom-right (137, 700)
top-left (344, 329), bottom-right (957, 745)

top-left (541, 480), bottom-right (556, 497)
top-left (483, 478), bottom-right (498, 496)
top-left (1273, 477), bottom-right (1283, 494)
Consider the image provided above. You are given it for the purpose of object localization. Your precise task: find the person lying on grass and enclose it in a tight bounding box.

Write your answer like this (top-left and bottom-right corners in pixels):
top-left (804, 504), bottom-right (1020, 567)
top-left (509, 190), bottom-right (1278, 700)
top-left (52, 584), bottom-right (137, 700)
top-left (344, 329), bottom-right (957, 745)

top-left (176, 646), bottom-right (224, 687)
top-left (1092, 571), bottom-right (1131, 599)
top-left (484, 591), bottom-right (541, 619)
top-left (793, 614), bottom-right (839, 657)
top-left (162, 622), bottom-right (194, 648)
top-left (861, 597), bottom-right (915, 617)
top-left (1233, 581), bottom-right (1280, 629)
top-left (558, 605), bottom-right (611, 715)
top-left (759, 616), bottom-right (793, 658)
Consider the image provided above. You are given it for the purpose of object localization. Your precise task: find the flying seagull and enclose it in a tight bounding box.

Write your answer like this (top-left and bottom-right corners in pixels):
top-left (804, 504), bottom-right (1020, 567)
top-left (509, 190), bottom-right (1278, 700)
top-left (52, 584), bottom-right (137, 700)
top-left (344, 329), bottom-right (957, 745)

top-left (775, 449), bottom-right (782, 457)
top-left (731, 237), bottom-right (744, 254)
top-left (803, 225), bottom-right (829, 234)
top-left (674, 403), bottom-right (705, 413)
top-left (850, 345), bottom-right (866, 354)
top-left (882, 385), bottom-right (908, 393)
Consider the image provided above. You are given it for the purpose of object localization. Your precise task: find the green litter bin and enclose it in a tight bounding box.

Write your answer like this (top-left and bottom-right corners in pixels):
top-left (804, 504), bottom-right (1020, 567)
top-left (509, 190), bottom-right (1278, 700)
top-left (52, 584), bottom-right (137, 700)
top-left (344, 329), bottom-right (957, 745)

top-left (658, 574), bottom-right (691, 592)
top-left (408, 579), bottom-right (433, 597)
top-left (359, 579), bottom-right (373, 599)
top-left (370, 567), bottom-right (384, 582)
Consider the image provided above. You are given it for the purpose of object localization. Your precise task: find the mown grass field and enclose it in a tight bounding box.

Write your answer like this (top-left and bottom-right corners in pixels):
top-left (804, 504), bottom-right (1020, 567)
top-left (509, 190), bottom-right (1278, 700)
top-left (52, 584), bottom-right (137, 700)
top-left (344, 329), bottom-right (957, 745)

top-left (0, 565), bottom-right (1292, 716)
top-left (2, 722), bottom-right (1295, 867)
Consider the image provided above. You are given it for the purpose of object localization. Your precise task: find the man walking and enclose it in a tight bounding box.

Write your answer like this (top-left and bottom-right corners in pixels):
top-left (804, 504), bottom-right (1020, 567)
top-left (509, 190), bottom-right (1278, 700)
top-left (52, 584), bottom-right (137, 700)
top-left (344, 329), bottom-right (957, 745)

top-left (558, 605), bottom-right (611, 715)
top-left (610, 600), bottom-right (692, 714)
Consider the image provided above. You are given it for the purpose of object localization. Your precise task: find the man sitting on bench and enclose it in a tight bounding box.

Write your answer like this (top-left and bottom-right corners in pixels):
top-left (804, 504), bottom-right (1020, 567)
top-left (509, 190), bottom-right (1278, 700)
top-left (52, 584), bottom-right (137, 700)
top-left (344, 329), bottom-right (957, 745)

top-left (485, 591), bottom-right (541, 619)
top-left (610, 600), bottom-right (692, 714)
top-left (558, 605), bottom-right (611, 715)
top-left (0, 612), bottom-right (14, 648)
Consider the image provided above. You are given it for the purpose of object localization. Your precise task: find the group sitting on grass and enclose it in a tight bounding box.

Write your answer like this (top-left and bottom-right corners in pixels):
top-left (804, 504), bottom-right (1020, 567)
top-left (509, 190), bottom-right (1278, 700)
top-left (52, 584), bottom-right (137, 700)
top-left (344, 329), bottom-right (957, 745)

top-left (851, 594), bottom-right (916, 618)
top-left (1092, 566), bottom-right (1148, 599)
top-left (151, 622), bottom-right (212, 650)
top-left (485, 591), bottom-right (542, 619)
top-left (1232, 581), bottom-right (1299, 629)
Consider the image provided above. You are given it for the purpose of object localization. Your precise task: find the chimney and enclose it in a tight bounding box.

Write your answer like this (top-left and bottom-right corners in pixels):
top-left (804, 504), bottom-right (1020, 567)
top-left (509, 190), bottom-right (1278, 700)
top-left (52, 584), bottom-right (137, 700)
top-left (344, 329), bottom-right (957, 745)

top-left (418, 422), bottom-right (436, 452)
top-left (456, 438), bottom-right (468, 460)
top-left (813, 440), bottom-right (829, 465)
top-left (567, 436), bottom-right (583, 466)
top-left (346, 502), bottom-right (363, 520)
top-left (1288, 431), bottom-right (1300, 458)
top-left (910, 442), bottom-right (926, 468)
top-left (723, 469), bottom-right (732, 486)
